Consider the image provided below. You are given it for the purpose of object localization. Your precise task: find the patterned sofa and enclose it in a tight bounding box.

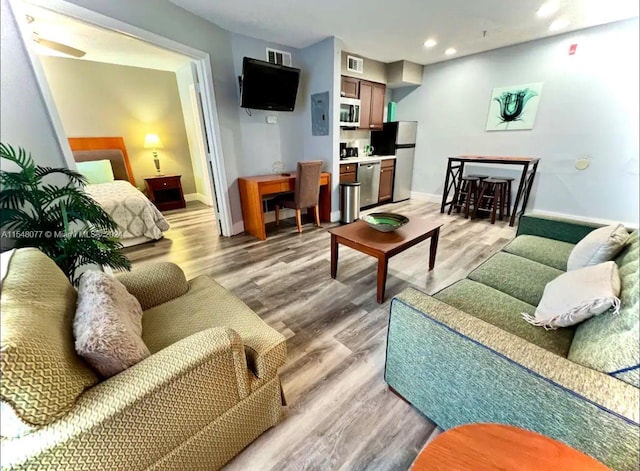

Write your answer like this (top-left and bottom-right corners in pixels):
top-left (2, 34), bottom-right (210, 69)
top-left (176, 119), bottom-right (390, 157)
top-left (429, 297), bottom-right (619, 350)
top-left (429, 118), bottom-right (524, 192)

top-left (385, 214), bottom-right (639, 470)
top-left (1, 248), bottom-right (287, 470)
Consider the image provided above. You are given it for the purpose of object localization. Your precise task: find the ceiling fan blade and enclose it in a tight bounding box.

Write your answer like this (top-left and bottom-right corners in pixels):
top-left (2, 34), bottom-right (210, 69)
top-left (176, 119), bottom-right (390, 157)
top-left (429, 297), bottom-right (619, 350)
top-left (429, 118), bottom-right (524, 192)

top-left (35, 37), bottom-right (86, 58)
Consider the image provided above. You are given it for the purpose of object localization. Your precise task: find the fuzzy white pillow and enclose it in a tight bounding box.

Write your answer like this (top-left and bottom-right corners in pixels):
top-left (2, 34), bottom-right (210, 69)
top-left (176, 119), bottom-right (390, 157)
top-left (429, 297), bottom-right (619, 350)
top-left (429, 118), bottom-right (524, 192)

top-left (567, 224), bottom-right (629, 271)
top-left (74, 270), bottom-right (150, 378)
top-left (522, 261), bottom-right (621, 330)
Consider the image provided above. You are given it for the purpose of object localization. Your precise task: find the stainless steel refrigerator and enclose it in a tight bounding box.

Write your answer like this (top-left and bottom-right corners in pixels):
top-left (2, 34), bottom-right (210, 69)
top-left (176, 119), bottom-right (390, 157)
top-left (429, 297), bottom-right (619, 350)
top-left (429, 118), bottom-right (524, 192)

top-left (370, 121), bottom-right (417, 202)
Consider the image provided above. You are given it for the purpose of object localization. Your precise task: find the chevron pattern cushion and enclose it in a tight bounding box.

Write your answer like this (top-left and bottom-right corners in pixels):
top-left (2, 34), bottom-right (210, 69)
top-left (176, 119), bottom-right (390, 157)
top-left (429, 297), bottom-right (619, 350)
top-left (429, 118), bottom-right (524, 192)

top-left (0, 248), bottom-right (99, 426)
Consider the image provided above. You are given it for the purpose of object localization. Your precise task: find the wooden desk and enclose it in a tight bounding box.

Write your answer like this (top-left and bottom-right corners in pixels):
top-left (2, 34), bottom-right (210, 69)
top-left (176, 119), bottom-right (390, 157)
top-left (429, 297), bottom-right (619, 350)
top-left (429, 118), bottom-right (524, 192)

top-left (440, 155), bottom-right (540, 226)
top-left (238, 172), bottom-right (332, 240)
top-left (411, 423), bottom-right (610, 471)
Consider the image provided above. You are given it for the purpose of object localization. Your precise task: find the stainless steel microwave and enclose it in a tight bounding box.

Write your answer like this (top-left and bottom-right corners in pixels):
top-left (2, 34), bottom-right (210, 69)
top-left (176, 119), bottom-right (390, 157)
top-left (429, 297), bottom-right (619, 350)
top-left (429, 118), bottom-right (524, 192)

top-left (339, 98), bottom-right (361, 127)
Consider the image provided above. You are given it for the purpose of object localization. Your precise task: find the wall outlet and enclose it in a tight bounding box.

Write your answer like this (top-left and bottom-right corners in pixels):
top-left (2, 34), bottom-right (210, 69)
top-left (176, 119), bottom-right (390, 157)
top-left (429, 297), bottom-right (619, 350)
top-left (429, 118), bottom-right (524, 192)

top-left (266, 115), bottom-right (278, 124)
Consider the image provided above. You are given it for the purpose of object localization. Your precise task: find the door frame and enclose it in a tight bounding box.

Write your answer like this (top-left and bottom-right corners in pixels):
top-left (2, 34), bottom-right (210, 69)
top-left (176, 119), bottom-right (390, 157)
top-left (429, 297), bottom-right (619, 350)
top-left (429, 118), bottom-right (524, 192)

top-left (8, 0), bottom-right (234, 236)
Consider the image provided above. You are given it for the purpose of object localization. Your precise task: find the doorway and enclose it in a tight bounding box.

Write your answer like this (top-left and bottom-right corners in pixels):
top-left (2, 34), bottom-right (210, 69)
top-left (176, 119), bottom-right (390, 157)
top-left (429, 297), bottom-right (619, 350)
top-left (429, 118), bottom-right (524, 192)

top-left (9, 0), bottom-right (233, 236)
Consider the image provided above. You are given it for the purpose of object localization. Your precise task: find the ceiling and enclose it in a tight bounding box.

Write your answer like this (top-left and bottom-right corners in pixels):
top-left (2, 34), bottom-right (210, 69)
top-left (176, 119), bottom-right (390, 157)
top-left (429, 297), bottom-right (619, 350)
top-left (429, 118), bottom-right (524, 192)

top-left (22, 3), bottom-right (191, 71)
top-left (169, 0), bottom-right (639, 64)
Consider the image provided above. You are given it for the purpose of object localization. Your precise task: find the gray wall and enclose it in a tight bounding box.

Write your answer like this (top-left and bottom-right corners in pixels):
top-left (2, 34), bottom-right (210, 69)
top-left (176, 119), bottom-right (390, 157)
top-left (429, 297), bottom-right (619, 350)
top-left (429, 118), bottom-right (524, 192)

top-left (0, 0), bottom-right (68, 169)
top-left (393, 19), bottom-right (639, 225)
top-left (40, 57), bottom-right (197, 194)
top-left (300, 37), bottom-right (341, 215)
top-left (341, 51), bottom-right (386, 84)
top-left (229, 33), bottom-right (303, 176)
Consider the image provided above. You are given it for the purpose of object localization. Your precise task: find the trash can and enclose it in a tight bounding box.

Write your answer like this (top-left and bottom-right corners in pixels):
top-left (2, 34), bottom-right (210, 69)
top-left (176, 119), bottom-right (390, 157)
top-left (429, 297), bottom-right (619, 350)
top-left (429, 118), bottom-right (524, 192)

top-left (340, 182), bottom-right (361, 223)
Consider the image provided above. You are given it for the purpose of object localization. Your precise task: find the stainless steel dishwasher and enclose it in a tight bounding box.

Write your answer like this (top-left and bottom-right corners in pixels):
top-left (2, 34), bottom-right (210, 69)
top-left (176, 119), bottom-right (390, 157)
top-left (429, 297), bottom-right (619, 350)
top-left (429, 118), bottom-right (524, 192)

top-left (357, 161), bottom-right (381, 208)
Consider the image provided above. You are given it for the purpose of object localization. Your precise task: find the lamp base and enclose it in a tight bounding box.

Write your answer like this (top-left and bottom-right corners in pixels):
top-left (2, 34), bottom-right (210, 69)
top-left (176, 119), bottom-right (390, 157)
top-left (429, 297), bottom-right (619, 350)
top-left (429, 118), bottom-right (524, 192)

top-left (153, 157), bottom-right (162, 176)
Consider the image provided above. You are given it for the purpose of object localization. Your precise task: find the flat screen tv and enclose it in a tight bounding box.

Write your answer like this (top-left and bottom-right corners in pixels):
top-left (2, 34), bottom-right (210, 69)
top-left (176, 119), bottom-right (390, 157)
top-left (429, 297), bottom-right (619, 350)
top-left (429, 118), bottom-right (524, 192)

top-left (240, 57), bottom-right (301, 112)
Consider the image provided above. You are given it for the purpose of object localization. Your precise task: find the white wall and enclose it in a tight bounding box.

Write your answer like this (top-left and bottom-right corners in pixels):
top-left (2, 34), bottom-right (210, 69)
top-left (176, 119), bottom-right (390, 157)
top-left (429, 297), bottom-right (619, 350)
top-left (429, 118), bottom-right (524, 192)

top-left (175, 63), bottom-right (214, 205)
top-left (394, 19), bottom-right (639, 226)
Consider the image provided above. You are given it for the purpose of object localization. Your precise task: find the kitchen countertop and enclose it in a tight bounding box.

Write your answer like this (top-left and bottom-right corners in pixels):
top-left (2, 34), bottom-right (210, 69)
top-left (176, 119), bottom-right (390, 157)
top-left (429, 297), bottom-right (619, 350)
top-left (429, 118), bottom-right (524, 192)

top-left (339, 155), bottom-right (396, 164)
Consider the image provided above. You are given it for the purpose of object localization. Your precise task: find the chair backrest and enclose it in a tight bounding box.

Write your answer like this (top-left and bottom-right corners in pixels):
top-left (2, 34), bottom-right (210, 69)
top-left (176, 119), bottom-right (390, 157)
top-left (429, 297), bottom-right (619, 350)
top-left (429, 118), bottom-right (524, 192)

top-left (294, 160), bottom-right (323, 208)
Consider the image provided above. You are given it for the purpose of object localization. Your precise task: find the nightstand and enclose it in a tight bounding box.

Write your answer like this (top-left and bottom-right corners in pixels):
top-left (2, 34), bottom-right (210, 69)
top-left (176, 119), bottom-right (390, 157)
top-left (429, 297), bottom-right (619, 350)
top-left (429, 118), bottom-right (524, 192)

top-left (145, 175), bottom-right (186, 211)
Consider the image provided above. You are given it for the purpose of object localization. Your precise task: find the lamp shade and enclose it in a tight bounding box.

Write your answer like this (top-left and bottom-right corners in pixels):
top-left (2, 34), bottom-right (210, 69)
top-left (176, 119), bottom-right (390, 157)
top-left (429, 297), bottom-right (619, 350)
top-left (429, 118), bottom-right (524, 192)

top-left (143, 133), bottom-right (163, 149)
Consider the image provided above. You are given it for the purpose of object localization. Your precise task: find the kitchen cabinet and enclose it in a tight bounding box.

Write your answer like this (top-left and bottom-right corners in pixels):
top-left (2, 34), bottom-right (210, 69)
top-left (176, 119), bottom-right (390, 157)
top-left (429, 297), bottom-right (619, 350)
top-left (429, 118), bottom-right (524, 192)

top-left (340, 76), bottom-right (360, 99)
top-left (339, 163), bottom-right (357, 184)
top-left (359, 80), bottom-right (386, 131)
top-left (378, 159), bottom-right (395, 202)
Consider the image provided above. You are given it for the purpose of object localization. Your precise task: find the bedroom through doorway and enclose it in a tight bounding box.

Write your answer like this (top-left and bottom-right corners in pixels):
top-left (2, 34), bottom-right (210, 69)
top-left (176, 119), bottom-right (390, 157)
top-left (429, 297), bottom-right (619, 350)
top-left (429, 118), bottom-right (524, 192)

top-left (11, 0), bottom-right (230, 240)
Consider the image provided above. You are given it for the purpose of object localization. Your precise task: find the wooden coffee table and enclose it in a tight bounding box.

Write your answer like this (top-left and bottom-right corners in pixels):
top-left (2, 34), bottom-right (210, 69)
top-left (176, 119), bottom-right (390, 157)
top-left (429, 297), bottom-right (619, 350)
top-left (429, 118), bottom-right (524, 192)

top-left (411, 423), bottom-right (611, 471)
top-left (329, 218), bottom-right (443, 303)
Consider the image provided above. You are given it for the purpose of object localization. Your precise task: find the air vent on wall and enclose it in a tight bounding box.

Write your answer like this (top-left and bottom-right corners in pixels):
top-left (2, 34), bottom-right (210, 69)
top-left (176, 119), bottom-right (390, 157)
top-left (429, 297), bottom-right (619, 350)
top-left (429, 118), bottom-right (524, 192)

top-left (347, 55), bottom-right (364, 74)
top-left (266, 48), bottom-right (292, 67)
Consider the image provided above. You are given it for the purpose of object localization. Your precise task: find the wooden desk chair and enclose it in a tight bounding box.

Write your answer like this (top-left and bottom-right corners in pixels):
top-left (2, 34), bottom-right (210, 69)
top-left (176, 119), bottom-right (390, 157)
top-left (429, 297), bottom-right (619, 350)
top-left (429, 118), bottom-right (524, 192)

top-left (275, 161), bottom-right (323, 233)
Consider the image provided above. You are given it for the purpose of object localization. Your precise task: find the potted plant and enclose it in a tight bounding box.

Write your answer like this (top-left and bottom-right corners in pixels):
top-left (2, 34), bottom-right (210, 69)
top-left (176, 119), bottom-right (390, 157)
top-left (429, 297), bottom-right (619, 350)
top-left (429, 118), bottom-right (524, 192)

top-left (0, 143), bottom-right (131, 284)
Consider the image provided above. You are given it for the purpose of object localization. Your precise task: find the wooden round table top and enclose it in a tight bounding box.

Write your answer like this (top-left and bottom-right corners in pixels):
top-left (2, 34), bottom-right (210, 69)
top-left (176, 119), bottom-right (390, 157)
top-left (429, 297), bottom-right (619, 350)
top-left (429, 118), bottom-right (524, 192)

top-left (411, 423), bottom-right (611, 471)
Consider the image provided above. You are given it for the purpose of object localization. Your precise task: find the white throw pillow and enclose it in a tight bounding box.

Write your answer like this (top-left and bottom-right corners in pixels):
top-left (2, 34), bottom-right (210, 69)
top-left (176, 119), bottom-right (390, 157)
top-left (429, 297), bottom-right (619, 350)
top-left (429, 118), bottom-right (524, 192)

top-left (76, 159), bottom-right (115, 185)
top-left (74, 270), bottom-right (149, 378)
top-left (522, 261), bottom-right (621, 330)
top-left (567, 224), bottom-right (629, 271)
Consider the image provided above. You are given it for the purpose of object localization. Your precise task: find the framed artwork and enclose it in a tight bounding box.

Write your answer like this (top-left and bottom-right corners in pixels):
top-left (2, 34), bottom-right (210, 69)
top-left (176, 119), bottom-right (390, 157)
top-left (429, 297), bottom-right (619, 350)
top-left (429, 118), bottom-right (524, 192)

top-left (486, 82), bottom-right (543, 131)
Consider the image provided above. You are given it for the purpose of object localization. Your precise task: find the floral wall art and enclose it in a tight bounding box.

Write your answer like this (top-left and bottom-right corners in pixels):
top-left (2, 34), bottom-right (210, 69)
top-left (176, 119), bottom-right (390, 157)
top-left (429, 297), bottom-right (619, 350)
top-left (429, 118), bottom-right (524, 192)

top-left (486, 82), bottom-right (543, 131)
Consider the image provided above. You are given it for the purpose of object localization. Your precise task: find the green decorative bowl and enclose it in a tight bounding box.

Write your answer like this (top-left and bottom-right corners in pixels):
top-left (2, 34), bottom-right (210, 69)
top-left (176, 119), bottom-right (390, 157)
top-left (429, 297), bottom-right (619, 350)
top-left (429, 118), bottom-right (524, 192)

top-left (361, 213), bottom-right (409, 232)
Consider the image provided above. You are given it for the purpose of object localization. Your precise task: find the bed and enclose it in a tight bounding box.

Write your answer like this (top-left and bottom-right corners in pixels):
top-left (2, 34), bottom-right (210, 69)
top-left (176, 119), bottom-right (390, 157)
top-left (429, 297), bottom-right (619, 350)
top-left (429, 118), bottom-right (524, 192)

top-left (68, 137), bottom-right (170, 247)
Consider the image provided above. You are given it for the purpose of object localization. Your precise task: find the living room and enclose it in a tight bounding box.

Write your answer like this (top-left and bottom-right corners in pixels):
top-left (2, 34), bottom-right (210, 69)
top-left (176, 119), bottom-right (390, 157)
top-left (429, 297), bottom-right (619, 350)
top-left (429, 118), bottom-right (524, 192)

top-left (1, 0), bottom-right (638, 470)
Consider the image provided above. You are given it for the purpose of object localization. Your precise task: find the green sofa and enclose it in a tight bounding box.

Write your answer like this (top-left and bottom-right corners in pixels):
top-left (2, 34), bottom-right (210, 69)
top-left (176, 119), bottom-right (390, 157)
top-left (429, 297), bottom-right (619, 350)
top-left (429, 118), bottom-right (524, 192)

top-left (385, 214), bottom-right (639, 470)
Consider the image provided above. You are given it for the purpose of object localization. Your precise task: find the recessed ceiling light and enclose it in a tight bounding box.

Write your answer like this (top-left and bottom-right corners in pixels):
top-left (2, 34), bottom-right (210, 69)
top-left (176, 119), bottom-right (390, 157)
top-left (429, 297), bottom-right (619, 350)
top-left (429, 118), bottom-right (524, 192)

top-left (537, 1), bottom-right (559, 18)
top-left (423, 39), bottom-right (437, 48)
top-left (549, 18), bottom-right (569, 31)
top-left (444, 48), bottom-right (457, 56)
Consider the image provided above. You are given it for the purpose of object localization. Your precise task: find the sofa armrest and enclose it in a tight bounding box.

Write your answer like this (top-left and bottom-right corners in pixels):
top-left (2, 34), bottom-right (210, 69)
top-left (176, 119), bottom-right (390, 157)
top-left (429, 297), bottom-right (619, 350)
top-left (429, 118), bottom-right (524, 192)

top-left (517, 213), bottom-right (602, 244)
top-left (117, 262), bottom-right (189, 309)
top-left (386, 288), bottom-right (639, 470)
top-left (1, 327), bottom-right (253, 470)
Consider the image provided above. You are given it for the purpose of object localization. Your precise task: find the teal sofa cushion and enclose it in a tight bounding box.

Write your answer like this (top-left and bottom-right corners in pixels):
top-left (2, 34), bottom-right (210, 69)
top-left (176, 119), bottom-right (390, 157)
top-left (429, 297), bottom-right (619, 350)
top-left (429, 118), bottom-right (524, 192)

top-left (434, 279), bottom-right (575, 356)
top-left (568, 231), bottom-right (639, 387)
top-left (503, 235), bottom-right (574, 271)
top-left (468, 252), bottom-right (564, 307)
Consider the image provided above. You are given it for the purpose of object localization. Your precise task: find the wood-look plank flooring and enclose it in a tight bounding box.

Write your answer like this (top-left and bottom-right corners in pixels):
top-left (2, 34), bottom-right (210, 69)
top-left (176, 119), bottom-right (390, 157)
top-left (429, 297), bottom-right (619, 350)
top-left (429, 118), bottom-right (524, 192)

top-left (124, 200), bottom-right (517, 470)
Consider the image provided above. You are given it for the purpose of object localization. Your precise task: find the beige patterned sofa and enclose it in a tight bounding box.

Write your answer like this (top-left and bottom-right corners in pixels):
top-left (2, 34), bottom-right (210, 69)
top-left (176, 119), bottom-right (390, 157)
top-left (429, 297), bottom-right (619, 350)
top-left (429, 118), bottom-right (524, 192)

top-left (1, 248), bottom-right (287, 470)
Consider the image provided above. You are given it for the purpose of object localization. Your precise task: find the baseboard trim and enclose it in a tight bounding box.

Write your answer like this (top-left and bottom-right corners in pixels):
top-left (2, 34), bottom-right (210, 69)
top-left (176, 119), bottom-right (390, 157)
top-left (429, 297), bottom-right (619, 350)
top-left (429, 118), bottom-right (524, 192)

top-left (410, 191), bottom-right (441, 203)
top-left (184, 193), bottom-right (198, 202)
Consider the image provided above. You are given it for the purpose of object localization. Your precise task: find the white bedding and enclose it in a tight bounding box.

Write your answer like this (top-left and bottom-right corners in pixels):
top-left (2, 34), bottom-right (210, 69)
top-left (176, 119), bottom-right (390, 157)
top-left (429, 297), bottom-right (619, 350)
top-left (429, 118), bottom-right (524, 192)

top-left (85, 180), bottom-right (170, 242)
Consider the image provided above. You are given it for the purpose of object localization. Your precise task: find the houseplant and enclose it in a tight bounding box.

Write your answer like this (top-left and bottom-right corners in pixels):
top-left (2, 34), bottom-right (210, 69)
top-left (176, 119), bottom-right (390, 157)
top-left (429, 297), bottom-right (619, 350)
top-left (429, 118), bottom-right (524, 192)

top-left (0, 143), bottom-right (131, 284)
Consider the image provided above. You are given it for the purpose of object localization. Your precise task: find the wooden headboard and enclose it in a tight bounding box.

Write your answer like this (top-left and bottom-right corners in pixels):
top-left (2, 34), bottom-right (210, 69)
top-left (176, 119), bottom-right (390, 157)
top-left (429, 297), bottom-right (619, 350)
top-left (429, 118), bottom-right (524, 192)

top-left (68, 137), bottom-right (136, 187)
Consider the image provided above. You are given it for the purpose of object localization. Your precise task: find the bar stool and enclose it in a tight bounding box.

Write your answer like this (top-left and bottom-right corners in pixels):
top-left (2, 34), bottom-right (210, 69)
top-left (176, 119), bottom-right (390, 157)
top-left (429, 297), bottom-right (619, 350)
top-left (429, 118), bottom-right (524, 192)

top-left (493, 176), bottom-right (515, 217)
top-left (448, 176), bottom-right (480, 218)
top-left (474, 178), bottom-right (509, 224)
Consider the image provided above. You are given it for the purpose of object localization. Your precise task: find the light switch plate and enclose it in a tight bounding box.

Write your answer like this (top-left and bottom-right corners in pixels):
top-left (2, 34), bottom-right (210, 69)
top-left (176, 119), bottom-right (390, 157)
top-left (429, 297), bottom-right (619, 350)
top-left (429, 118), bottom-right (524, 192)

top-left (266, 115), bottom-right (278, 124)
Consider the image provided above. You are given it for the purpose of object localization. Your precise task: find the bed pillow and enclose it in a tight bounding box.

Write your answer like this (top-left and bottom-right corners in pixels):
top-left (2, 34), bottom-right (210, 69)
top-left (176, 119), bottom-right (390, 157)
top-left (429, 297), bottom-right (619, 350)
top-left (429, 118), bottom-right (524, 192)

top-left (522, 261), bottom-right (621, 329)
top-left (76, 160), bottom-right (115, 185)
top-left (74, 270), bottom-right (150, 378)
top-left (567, 224), bottom-right (629, 271)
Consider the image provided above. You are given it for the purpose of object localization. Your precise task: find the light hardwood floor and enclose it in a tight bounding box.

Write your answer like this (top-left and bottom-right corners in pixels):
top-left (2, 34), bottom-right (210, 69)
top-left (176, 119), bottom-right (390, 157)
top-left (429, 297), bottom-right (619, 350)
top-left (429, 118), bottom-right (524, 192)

top-left (124, 200), bottom-right (517, 470)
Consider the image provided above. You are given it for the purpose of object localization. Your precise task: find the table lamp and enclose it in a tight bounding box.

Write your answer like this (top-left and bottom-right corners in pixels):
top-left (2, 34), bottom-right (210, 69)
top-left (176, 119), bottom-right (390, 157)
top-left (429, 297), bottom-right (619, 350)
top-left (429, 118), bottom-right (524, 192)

top-left (144, 133), bottom-right (164, 175)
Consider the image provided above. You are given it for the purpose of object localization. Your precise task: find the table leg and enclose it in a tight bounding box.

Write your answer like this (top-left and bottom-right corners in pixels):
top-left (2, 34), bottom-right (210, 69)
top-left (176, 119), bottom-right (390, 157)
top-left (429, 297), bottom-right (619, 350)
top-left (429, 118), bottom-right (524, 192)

top-left (509, 163), bottom-right (529, 226)
top-left (376, 256), bottom-right (389, 304)
top-left (331, 235), bottom-right (338, 279)
top-left (520, 161), bottom-right (539, 215)
top-left (429, 227), bottom-right (440, 271)
top-left (440, 159), bottom-right (453, 213)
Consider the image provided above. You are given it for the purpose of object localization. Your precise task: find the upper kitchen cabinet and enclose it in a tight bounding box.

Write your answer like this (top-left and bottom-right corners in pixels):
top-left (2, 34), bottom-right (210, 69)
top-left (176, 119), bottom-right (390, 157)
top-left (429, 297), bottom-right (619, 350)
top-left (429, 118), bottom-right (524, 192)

top-left (340, 76), bottom-right (360, 99)
top-left (359, 80), bottom-right (386, 131)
